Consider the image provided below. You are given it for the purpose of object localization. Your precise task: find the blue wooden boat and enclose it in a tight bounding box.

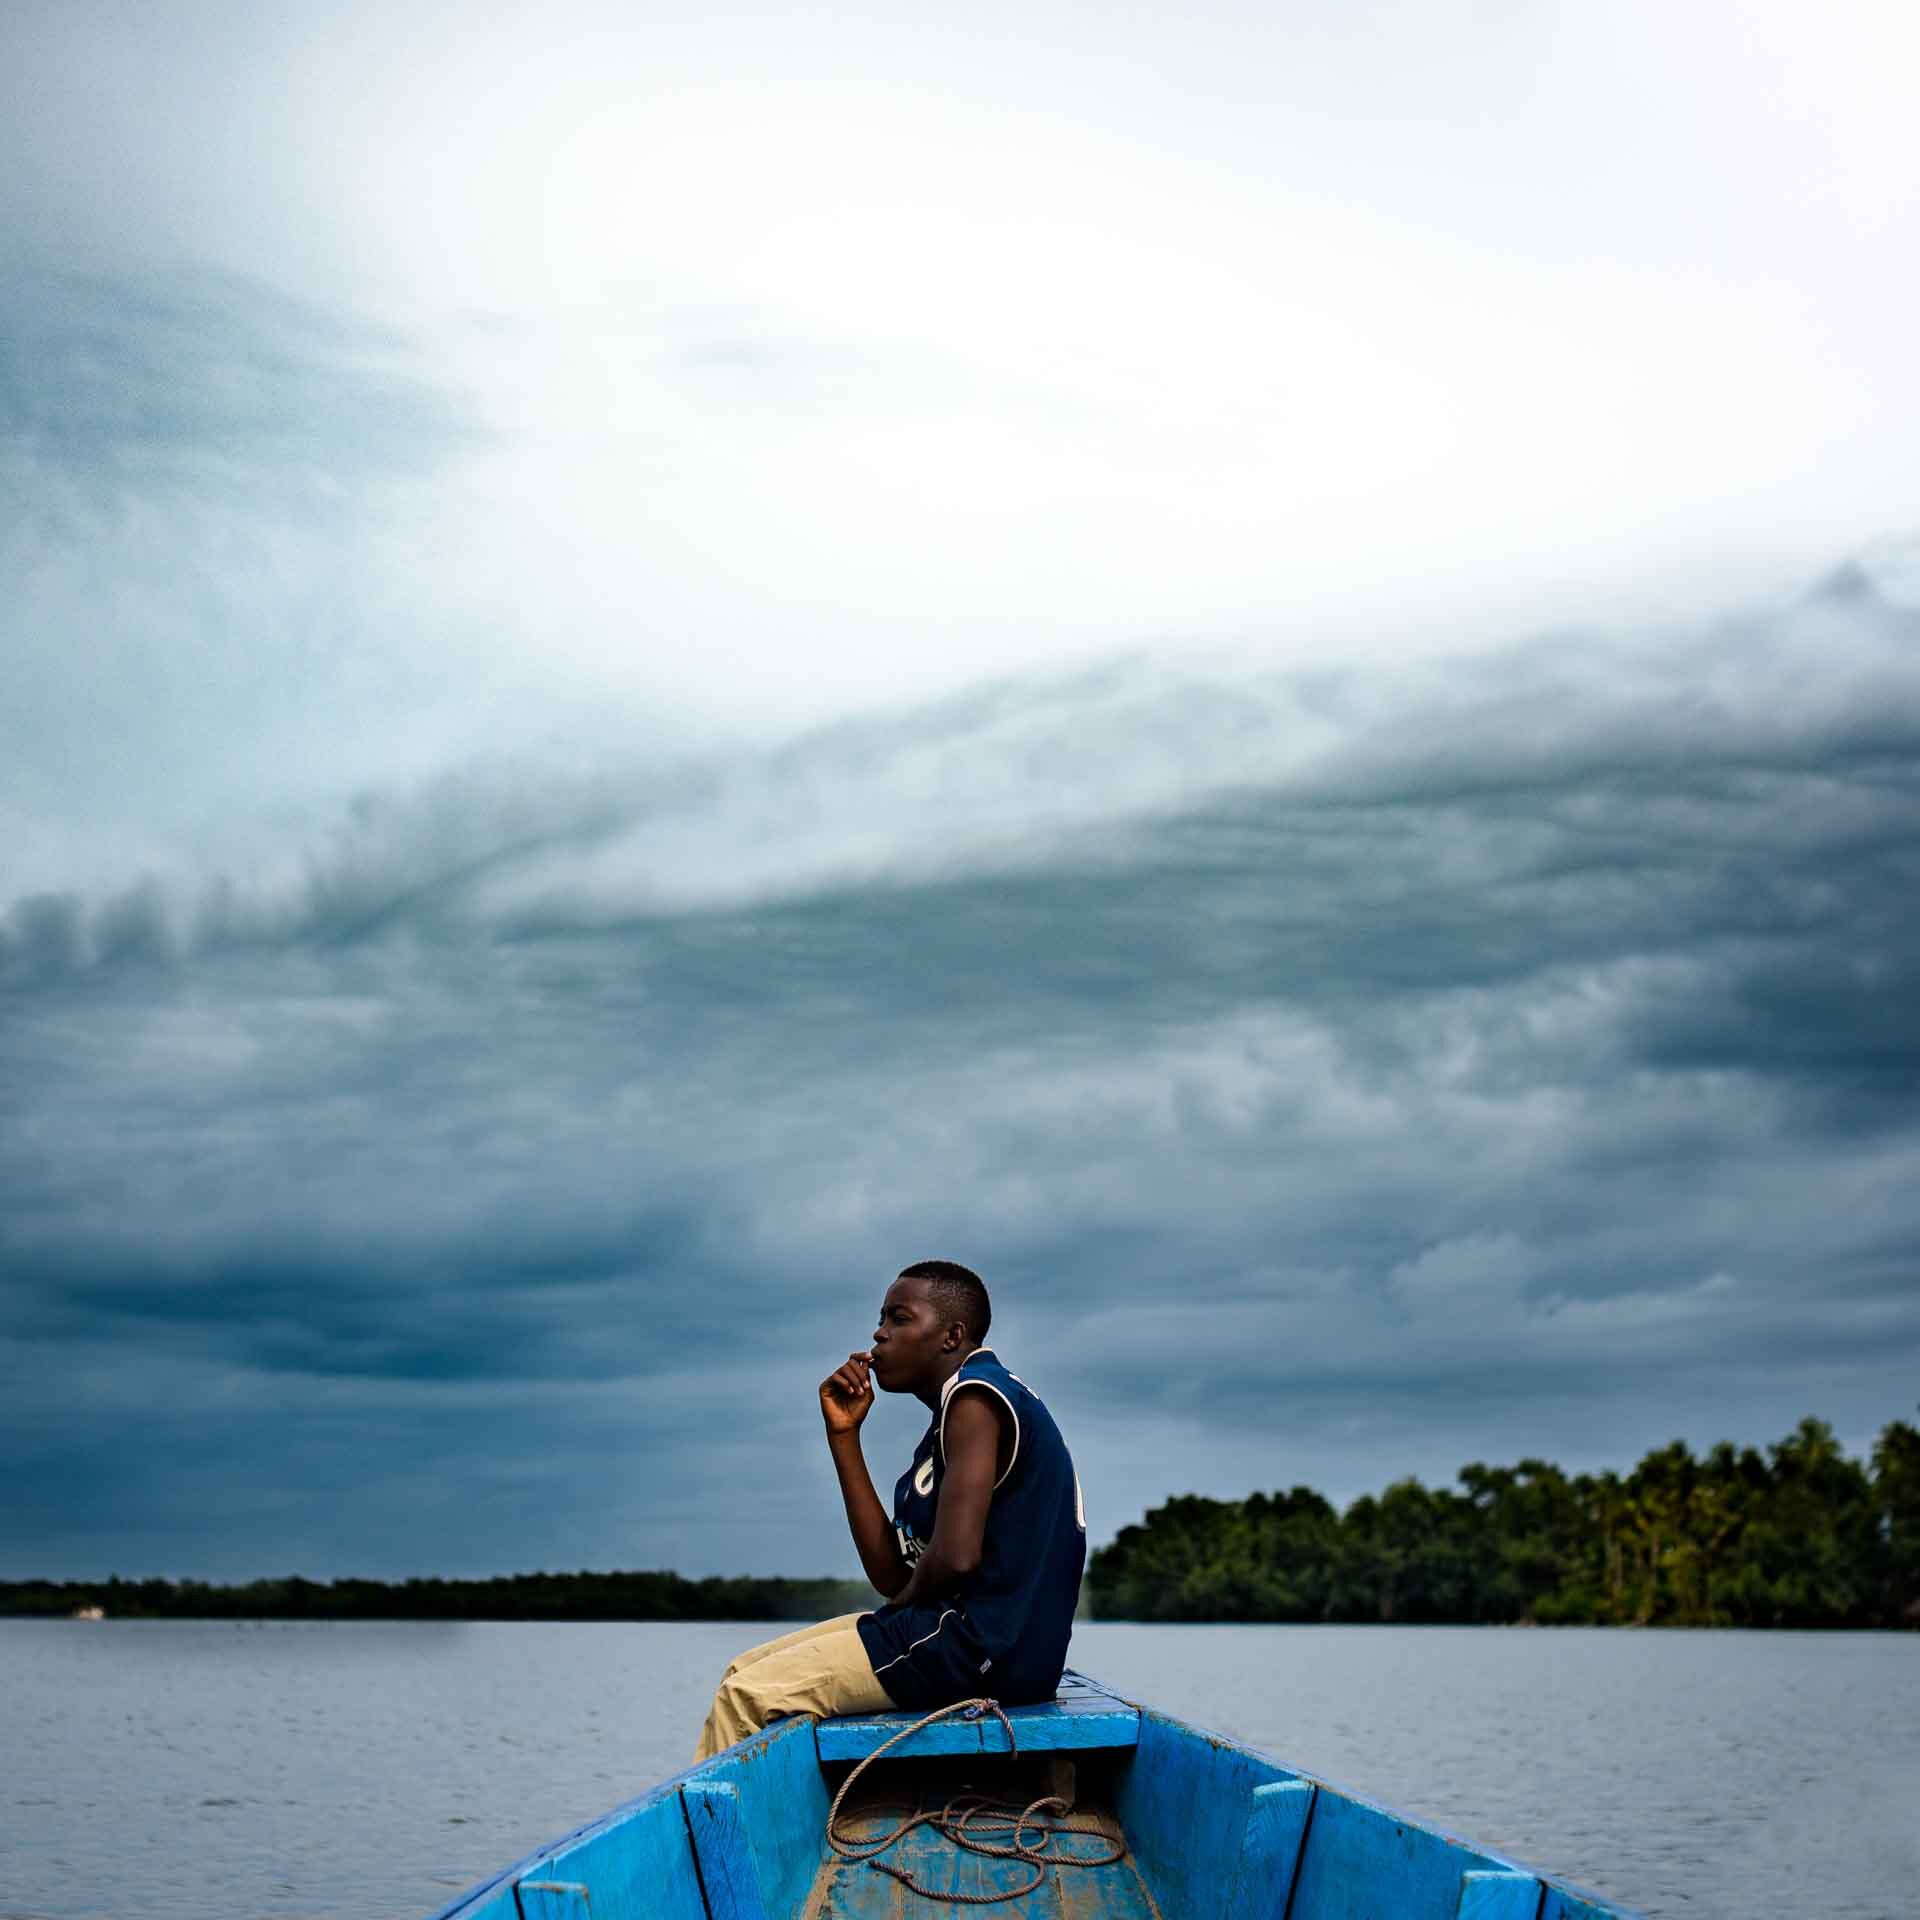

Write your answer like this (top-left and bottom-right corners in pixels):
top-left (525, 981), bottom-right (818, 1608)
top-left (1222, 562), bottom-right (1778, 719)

top-left (427, 1671), bottom-right (1641, 1920)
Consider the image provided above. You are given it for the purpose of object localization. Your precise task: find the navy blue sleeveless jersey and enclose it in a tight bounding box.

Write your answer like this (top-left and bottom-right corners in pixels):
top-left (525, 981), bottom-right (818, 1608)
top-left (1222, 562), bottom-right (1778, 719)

top-left (855, 1348), bottom-right (1086, 1710)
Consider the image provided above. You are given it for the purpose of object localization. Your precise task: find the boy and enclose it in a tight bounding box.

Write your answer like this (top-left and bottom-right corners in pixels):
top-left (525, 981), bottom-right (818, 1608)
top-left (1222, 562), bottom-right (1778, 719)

top-left (693, 1260), bottom-right (1086, 1760)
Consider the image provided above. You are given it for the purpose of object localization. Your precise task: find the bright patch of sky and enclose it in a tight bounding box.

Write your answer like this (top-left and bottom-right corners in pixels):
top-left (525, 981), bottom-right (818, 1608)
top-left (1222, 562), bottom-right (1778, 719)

top-left (8, 0), bottom-right (1919, 747)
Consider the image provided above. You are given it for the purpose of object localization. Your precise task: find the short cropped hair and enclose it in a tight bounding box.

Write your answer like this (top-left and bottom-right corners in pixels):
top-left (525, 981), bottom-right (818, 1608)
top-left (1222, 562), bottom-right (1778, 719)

top-left (898, 1259), bottom-right (992, 1343)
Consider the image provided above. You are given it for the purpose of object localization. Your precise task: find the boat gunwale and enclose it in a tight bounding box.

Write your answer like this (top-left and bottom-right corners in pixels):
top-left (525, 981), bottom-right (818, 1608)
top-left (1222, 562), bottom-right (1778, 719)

top-left (425, 1681), bottom-right (1647, 1920)
top-left (422, 1716), bottom-right (814, 1920)
top-left (1120, 1697), bottom-right (1648, 1920)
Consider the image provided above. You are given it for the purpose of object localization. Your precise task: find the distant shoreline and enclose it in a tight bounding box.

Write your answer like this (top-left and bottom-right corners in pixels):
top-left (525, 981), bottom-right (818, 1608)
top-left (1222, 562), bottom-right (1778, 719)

top-left (0, 1571), bottom-right (874, 1622)
top-left (13, 1411), bottom-right (1916, 1630)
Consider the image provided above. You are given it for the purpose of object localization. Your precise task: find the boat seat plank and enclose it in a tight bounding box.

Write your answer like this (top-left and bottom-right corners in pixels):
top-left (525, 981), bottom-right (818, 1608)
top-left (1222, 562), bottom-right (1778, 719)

top-left (815, 1670), bottom-right (1141, 1762)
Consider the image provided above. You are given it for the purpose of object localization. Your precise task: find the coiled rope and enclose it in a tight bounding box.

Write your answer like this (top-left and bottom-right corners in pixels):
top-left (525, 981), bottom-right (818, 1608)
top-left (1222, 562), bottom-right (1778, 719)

top-left (824, 1698), bottom-right (1159, 1912)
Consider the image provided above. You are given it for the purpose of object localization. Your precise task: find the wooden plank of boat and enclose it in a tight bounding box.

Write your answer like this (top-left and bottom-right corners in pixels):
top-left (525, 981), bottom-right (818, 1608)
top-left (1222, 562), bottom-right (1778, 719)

top-left (425, 1670), bottom-right (1644, 1920)
top-left (815, 1668), bottom-right (1140, 1760)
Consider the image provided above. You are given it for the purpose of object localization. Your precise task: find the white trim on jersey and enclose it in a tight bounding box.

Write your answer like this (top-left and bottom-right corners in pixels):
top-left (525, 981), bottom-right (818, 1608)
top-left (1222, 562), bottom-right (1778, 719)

top-left (939, 1377), bottom-right (1022, 1491)
top-left (939, 1347), bottom-right (999, 1405)
top-left (868, 1607), bottom-right (957, 1676)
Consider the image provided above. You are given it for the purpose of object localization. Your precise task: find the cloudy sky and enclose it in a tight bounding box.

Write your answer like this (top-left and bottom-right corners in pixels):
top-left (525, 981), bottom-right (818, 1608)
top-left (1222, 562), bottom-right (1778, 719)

top-left (4, 0), bottom-right (1918, 1581)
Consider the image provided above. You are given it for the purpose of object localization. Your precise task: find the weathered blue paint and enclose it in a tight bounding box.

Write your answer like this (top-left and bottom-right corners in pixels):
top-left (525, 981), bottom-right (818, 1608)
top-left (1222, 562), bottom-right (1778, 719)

top-left (816, 1808), bottom-right (1164, 1918)
top-left (1286, 1786), bottom-right (1532, 1920)
top-left (1456, 1870), bottom-right (1544, 1919)
top-left (1224, 1778), bottom-right (1316, 1920)
top-left (694, 1712), bottom-right (829, 1920)
top-left (424, 1673), bottom-right (1645, 1920)
top-left (1112, 1709), bottom-right (1298, 1916)
top-left (682, 1781), bottom-right (768, 1920)
top-left (814, 1668), bottom-right (1141, 1761)
top-left (491, 1768), bottom-right (704, 1920)
top-left (513, 1882), bottom-right (591, 1919)
top-left (426, 1766), bottom-right (703, 1920)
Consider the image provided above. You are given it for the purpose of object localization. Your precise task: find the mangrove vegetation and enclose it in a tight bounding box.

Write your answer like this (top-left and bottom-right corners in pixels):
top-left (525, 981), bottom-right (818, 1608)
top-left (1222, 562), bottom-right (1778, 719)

top-left (1088, 1416), bottom-right (1920, 1627)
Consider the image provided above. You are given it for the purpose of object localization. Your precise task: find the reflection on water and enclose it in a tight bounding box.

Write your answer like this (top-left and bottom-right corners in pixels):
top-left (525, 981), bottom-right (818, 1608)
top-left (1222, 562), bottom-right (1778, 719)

top-left (4, 1618), bottom-right (1916, 1919)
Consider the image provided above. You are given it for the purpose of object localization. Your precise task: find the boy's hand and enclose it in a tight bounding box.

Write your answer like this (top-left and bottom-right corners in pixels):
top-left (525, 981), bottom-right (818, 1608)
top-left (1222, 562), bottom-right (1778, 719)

top-left (820, 1352), bottom-right (875, 1435)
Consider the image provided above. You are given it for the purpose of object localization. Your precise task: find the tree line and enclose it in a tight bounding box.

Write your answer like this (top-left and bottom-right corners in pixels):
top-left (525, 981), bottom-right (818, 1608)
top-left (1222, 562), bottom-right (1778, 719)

top-left (0, 1570), bottom-right (873, 1622)
top-left (9, 1415), bottom-right (1915, 1627)
top-left (1087, 1415), bottom-right (1920, 1627)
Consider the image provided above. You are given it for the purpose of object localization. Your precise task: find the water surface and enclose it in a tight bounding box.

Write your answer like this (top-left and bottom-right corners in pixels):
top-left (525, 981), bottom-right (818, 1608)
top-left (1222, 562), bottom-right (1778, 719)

top-left (4, 1619), bottom-right (1914, 1918)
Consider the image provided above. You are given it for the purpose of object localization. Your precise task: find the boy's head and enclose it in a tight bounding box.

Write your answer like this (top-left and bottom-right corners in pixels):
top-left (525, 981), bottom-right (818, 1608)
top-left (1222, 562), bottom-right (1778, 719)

top-left (870, 1259), bottom-right (991, 1395)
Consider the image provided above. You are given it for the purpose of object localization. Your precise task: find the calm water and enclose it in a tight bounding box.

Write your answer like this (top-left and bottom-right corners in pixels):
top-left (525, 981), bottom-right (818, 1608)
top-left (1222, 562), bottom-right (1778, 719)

top-left (4, 1619), bottom-right (1916, 1919)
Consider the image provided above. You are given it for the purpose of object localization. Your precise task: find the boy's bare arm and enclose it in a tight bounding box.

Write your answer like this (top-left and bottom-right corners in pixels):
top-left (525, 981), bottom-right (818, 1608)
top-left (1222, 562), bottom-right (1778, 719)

top-left (820, 1352), bottom-right (910, 1598)
top-left (886, 1390), bottom-right (1004, 1611)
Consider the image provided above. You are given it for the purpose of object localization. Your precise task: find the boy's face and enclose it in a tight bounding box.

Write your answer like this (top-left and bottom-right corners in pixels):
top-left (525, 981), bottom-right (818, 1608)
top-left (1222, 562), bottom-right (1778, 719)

top-left (869, 1275), bottom-right (960, 1393)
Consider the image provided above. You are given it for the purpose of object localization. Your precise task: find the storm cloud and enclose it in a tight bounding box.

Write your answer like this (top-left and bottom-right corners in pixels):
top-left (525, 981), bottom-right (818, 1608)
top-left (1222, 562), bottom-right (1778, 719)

top-left (5, 1), bottom-right (1920, 1579)
top-left (6, 555), bottom-right (1918, 1576)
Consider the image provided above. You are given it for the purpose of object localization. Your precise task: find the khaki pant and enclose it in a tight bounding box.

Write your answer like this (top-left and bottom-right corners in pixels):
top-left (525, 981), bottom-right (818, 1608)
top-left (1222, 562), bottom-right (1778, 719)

top-left (693, 1612), bottom-right (895, 1762)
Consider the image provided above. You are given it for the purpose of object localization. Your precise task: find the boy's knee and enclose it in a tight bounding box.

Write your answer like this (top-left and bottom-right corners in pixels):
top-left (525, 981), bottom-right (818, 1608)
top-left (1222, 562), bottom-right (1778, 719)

top-left (715, 1672), bottom-right (756, 1721)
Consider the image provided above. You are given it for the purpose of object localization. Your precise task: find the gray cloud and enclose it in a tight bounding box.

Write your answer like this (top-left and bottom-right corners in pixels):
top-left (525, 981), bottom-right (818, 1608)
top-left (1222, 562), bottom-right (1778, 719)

top-left (1, 266), bottom-right (475, 499)
top-left (4, 563), bottom-right (1918, 1576)
top-left (0, 264), bottom-right (501, 905)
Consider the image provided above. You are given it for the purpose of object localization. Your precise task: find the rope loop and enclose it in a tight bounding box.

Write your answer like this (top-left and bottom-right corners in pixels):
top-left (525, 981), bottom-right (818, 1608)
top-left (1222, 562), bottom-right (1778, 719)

top-left (823, 1698), bottom-right (1135, 1908)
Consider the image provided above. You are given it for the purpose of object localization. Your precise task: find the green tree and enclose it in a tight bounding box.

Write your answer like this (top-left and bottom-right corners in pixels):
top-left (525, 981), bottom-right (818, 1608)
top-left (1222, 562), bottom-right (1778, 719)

top-left (1871, 1415), bottom-right (1920, 1626)
top-left (1741, 1418), bottom-right (1876, 1627)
